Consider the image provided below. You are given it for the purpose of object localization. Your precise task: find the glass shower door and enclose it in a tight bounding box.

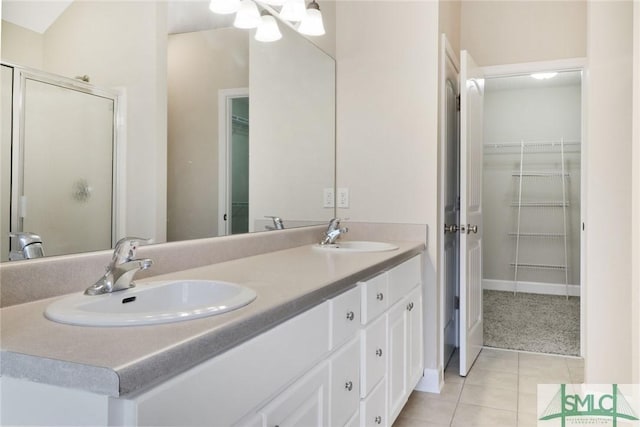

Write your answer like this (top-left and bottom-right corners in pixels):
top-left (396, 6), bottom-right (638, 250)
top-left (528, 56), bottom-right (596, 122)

top-left (15, 76), bottom-right (115, 256)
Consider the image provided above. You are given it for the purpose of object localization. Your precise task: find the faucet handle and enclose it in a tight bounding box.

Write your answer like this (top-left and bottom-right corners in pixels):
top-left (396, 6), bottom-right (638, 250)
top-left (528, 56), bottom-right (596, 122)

top-left (112, 237), bottom-right (152, 264)
top-left (9, 232), bottom-right (43, 247)
top-left (265, 216), bottom-right (284, 230)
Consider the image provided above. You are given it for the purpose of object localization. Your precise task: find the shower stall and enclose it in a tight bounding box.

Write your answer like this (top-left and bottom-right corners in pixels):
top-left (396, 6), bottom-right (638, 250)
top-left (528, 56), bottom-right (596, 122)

top-left (1, 64), bottom-right (121, 260)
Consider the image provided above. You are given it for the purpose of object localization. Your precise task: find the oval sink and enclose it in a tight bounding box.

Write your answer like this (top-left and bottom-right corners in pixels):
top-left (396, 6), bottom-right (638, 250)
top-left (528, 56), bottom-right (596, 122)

top-left (313, 241), bottom-right (399, 253)
top-left (44, 280), bottom-right (257, 327)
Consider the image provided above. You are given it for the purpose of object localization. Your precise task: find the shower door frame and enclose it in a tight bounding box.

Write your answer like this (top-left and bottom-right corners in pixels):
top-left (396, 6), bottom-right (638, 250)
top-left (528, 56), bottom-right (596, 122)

top-left (481, 57), bottom-right (587, 357)
top-left (7, 63), bottom-right (125, 251)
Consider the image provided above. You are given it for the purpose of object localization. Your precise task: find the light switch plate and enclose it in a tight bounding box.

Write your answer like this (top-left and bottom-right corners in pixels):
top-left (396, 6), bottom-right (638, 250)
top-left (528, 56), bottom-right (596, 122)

top-left (337, 188), bottom-right (349, 208)
top-left (323, 188), bottom-right (335, 208)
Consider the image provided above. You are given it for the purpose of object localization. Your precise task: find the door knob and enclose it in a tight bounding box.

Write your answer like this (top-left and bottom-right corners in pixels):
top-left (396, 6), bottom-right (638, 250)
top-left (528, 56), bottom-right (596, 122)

top-left (467, 224), bottom-right (478, 234)
top-left (444, 224), bottom-right (458, 234)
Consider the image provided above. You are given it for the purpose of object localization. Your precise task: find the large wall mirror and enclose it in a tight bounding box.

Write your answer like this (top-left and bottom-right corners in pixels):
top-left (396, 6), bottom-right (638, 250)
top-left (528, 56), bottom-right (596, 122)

top-left (0, 0), bottom-right (336, 262)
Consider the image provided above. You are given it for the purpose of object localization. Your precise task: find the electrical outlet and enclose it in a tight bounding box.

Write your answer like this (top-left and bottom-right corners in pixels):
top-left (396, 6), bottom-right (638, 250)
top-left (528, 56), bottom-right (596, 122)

top-left (323, 188), bottom-right (335, 208)
top-left (337, 188), bottom-right (349, 208)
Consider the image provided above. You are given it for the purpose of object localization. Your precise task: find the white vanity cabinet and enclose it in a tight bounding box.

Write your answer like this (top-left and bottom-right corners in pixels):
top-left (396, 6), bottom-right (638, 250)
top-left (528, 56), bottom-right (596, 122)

top-left (0, 253), bottom-right (423, 427)
top-left (358, 255), bottom-right (424, 427)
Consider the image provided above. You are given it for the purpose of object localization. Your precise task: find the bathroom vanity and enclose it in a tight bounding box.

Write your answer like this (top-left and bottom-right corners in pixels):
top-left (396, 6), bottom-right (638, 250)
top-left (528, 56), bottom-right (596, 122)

top-left (0, 241), bottom-right (424, 426)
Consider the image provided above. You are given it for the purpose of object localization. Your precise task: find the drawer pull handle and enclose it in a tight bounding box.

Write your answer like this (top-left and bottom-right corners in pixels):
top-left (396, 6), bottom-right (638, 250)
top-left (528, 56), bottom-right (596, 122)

top-left (376, 348), bottom-right (383, 357)
top-left (376, 292), bottom-right (384, 301)
top-left (345, 380), bottom-right (353, 391)
top-left (374, 416), bottom-right (382, 424)
top-left (407, 302), bottom-right (414, 311)
top-left (346, 311), bottom-right (355, 321)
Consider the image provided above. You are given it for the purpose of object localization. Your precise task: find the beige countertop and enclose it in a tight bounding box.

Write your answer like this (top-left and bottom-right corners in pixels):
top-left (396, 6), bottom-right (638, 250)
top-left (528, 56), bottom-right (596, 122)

top-left (0, 241), bottom-right (424, 397)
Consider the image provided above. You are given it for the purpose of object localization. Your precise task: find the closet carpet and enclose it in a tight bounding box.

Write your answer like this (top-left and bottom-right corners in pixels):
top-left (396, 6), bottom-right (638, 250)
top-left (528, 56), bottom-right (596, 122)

top-left (483, 290), bottom-right (580, 356)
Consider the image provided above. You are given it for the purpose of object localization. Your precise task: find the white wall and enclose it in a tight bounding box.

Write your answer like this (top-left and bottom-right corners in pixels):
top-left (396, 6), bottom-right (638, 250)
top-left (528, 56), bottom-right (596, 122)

top-left (0, 20), bottom-right (43, 68)
top-left (166, 28), bottom-right (249, 241)
top-left (585, 0), bottom-right (634, 383)
top-left (36, 1), bottom-right (167, 243)
top-left (336, 0), bottom-right (440, 375)
top-left (632, 0), bottom-right (640, 385)
top-left (461, 0), bottom-right (587, 66)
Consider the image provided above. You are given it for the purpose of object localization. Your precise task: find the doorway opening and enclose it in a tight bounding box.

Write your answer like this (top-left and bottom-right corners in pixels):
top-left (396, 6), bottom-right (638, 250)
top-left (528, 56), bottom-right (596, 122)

top-left (218, 88), bottom-right (249, 236)
top-left (440, 49), bottom-right (585, 379)
top-left (482, 69), bottom-right (582, 357)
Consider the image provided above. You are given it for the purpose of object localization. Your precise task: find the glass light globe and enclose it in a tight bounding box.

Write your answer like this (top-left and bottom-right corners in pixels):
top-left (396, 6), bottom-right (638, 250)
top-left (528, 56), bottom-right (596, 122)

top-left (209, 0), bottom-right (240, 14)
top-left (298, 7), bottom-right (325, 36)
top-left (255, 14), bottom-right (282, 42)
top-left (234, 0), bottom-right (261, 29)
top-left (280, 0), bottom-right (306, 22)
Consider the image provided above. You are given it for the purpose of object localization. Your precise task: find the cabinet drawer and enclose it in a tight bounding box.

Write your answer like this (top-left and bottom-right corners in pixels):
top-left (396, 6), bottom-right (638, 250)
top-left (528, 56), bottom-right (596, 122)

top-left (330, 286), bottom-right (361, 349)
top-left (330, 337), bottom-right (360, 427)
top-left (360, 378), bottom-right (387, 427)
top-left (388, 256), bottom-right (421, 305)
top-left (360, 273), bottom-right (388, 324)
top-left (360, 314), bottom-right (386, 398)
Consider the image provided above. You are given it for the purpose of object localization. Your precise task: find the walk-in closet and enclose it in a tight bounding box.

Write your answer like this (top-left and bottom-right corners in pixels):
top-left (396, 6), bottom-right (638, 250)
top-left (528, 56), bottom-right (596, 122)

top-left (482, 70), bottom-right (582, 356)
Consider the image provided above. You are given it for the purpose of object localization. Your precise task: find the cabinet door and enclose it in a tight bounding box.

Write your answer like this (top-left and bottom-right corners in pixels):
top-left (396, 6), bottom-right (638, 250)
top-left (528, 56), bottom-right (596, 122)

top-left (407, 286), bottom-right (424, 388)
top-left (261, 362), bottom-right (330, 427)
top-left (360, 314), bottom-right (386, 398)
top-left (331, 337), bottom-right (360, 427)
top-left (387, 301), bottom-right (407, 423)
top-left (360, 378), bottom-right (387, 427)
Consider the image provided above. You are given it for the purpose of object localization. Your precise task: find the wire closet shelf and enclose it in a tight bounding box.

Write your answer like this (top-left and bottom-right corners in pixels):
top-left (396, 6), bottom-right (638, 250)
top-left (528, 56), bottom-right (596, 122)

top-left (485, 138), bottom-right (580, 298)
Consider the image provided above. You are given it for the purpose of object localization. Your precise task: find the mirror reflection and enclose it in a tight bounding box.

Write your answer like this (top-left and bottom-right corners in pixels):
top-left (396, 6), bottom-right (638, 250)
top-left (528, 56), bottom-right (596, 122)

top-left (0, 0), bottom-right (336, 262)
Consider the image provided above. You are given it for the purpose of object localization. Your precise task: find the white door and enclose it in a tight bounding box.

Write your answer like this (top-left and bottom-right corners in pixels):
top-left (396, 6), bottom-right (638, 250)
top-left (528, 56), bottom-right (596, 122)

top-left (440, 35), bottom-right (460, 369)
top-left (459, 50), bottom-right (484, 376)
top-left (217, 88), bottom-right (249, 236)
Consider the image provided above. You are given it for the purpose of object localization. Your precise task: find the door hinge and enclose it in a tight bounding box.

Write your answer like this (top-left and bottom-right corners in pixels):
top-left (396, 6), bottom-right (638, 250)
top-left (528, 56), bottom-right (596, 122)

top-left (455, 296), bottom-right (460, 310)
top-left (456, 95), bottom-right (461, 111)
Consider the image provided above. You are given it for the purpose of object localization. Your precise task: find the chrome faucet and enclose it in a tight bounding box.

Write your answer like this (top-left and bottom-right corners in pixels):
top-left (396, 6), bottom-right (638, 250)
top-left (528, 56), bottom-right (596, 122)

top-left (9, 232), bottom-right (45, 260)
top-left (265, 216), bottom-right (285, 231)
top-left (85, 237), bottom-right (153, 295)
top-left (320, 218), bottom-right (349, 245)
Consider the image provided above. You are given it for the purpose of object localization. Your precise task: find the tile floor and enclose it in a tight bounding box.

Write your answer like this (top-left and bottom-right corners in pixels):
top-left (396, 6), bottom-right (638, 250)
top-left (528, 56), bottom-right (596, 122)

top-left (393, 347), bottom-right (584, 427)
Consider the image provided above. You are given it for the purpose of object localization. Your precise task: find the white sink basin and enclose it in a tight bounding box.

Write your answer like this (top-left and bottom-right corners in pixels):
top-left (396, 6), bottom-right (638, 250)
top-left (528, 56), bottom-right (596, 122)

top-left (313, 241), bottom-right (399, 253)
top-left (44, 280), bottom-right (257, 327)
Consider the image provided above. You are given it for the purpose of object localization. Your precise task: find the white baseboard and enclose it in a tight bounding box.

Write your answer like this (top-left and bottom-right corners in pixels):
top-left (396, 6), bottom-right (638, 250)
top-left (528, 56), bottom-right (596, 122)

top-left (483, 279), bottom-right (580, 297)
top-left (414, 368), bottom-right (442, 393)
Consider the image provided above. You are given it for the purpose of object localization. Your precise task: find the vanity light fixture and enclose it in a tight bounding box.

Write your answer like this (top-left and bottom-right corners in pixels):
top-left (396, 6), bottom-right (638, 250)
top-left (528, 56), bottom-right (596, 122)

top-left (209, 0), bottom-right (326, 41)
top-left (209, 0), bottom-right (241, 14)
top-left (255, 11), bottom-right (283, 42)
top-left (297, 0), bottom-right (325, 36)
top-left (234, 0), bottom-right (261, 29)
top-left (531, 72), bottom-right (558, 80)
top-left (279, 0), bottom-right (306, 22)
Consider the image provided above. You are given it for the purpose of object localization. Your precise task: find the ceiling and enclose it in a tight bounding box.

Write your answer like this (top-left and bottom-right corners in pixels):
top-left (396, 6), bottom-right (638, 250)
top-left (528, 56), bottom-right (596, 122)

top-left (1, 0), bottom-right (234, 35)
top-left (486, 70), bottom-right (582, 91)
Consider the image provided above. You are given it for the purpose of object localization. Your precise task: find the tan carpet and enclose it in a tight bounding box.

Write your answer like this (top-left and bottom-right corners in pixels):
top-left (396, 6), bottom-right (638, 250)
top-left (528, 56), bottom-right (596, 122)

top-left (483, 289), bottom-right (580, 356)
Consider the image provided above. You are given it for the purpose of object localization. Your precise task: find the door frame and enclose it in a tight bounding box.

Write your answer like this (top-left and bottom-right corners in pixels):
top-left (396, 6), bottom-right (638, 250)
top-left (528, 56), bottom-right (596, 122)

top-left (439, 34), bottom-right (460, 371)
top-left (481, 57), bottom-right (587, 357)
top-left (217, 88), bottom-right (249, 236)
